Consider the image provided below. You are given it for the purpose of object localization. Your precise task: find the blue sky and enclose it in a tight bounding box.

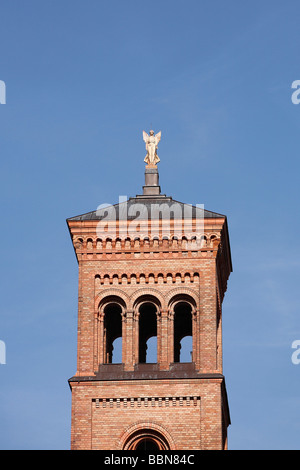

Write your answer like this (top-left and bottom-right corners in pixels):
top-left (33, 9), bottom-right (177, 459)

top-left (1, 0), bottom-right (300, 450)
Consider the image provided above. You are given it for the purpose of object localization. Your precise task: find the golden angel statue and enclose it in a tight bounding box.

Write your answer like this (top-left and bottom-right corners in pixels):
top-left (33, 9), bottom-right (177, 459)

top-left (143, 130), bottom-right (161, 165)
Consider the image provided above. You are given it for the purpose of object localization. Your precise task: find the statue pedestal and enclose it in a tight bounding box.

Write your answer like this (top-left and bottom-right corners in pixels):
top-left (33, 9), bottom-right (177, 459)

top-left (143, 166), bottom-right (161, 196)
top-left (145, 164), bottom-right (157, 169)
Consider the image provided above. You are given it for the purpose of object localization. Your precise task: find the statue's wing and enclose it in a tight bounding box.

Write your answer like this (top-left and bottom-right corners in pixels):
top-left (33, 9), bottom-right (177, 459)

top-left (155, 131), bottom-right (161, 144)
top-left (143, 130), bottom-right (148, 142)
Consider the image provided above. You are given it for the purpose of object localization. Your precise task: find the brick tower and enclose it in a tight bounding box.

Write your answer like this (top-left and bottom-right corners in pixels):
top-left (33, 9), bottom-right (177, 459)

top-left (67, 131), bottom-right (232, 450)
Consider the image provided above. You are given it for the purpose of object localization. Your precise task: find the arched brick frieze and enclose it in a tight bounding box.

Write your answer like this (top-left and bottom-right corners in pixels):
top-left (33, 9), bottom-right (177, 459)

top-left (118, 420), bottom-right (176, 450)
top-left (95, 288), bottom-right (129, 315)
top-left (165, 287), bottom-right (199, 311)
top-left (129, 288), bottom-right (165, 311)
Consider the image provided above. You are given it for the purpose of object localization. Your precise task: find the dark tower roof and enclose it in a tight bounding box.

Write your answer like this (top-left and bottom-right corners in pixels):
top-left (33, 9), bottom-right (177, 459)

top-left (67, 197), bottom-right (226, 222)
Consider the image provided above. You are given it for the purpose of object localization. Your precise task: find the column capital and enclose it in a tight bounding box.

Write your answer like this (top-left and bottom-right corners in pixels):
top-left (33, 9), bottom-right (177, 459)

top-left (125, 309), bottom-right (134, 317)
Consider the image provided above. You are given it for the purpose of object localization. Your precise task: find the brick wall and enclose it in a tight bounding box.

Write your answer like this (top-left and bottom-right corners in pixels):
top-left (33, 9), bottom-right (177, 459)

top-left (70, 378), bottom-right (226, 450)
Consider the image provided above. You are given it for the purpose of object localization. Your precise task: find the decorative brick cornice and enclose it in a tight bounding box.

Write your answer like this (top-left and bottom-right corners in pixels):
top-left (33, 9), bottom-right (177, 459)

top-left (92, 395), bottom-right (200, 408)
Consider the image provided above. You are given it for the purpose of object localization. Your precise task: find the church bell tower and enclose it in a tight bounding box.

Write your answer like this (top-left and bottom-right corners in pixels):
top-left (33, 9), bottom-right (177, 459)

top-left (67, 130), bottom-right (232, 450)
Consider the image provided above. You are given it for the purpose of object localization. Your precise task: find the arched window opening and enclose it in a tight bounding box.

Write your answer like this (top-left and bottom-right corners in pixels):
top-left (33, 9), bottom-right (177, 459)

top-left (173, 302), bottom-right (193, 363)
top-left (104, 303), bottom-right (122, 364)
top-left (139, 302), bottom-right (157, 363)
